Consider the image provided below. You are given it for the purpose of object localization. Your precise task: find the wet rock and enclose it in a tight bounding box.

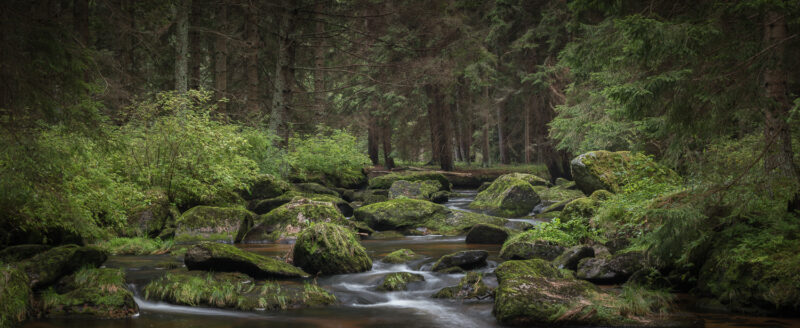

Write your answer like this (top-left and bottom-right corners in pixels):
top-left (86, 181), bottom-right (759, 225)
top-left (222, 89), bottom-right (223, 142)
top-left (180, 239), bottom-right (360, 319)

top-left (0, 265), bottom-right (31, 326)
top-left (17, 244), bottom-right (107, 289)
top-left (429, 191), bottom-right (450, 204)
top-left (42, 268), bottom-right (138, 318)
top-left (0, 244), bottom-right (51, 263)
top-left (499, 231), bottom-right (567, 261)
top-left (570, 151), bottom-right (679, 194)
top-left (185, 242), bottom-right (308, 279)
top-left (369, 172), bottom-right (451, 191)
top-left (293, 223), bottom-right (372, 275)
top-left (243, 197), bottom-right (347, 243)
top-left (389, 180), bottom-right (443, 201)
top-left (552, 245), bottom-right (595, 270)
top-left (354, 198), bottom-right (507, 235)
top-left (240, 174), bottom-right (292, 200)
top-left (431, 250), bottom-right (488, 272)
top-left (469, 174), bottom-right (541, 217)
top-left (352, 189), bottom-right (389, 205)
top-left (465, 224), bottom-right (510, 244)
top-left (577, 251), bottom-right (645, 284)
top-left (378, 272), bottom-right (425, 291)
top-left (174, 206), bottom-right (256, 243)
top-left (382, 249), bottom-right (419, 264)
top-left (432, 271), bottom-right (493, 300)
top-left (477, 181), bottom-right (492, 193)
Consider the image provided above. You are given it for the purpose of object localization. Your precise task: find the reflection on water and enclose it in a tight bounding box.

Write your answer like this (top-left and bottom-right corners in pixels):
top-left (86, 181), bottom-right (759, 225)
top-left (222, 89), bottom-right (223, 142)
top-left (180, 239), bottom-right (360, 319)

top-left (23, 189), bottom-right (800, 328)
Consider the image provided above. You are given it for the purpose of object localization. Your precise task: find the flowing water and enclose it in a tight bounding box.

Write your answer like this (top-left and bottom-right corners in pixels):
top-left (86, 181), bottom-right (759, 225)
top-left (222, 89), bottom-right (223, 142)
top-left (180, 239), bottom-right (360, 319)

top-left (24, 190), bottom-right (800, 328)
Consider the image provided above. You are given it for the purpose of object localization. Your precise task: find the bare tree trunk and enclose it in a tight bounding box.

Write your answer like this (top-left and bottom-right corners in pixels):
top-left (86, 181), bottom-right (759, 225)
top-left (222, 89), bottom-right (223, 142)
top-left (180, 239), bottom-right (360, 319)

top-left (439, 91), bottom-right (455, 171)
top-left (214, 0), bottom-right (228, 112)
top-left (313, 1), bottom-right (326, 118)
top-left (382, 122), bottom-right (395, 170)
top-left (427, 85), bottom-right (442, 165)
top-left (497, 102), bottom-right (507, 165)
top-left (244, 1), bottom-right (260, 118)
top-left (189, 0), bottom-right (201, 90)
top-left (524, 100), bottom-right (531, 164)
top-left (367, 110), bottom-right (380, 165)
top-left (74, 0), bottom-right (89, 81)
top-left (482, 86), bottom-right (491, 167)
top-left (174, 0), bottom-right (190, 93)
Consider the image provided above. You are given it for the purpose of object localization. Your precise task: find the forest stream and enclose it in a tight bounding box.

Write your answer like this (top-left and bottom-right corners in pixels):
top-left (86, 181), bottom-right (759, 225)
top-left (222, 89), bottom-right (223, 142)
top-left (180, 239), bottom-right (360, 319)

top-left (21, 191), bottom-right (800, 328)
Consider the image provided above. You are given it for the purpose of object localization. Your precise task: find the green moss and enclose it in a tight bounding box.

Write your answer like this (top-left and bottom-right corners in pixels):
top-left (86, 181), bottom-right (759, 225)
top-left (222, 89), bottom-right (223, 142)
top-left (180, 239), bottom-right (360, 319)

top-left (590, 189), bottom-right (613, 201)
top-left (369, 172), bottom-right (451, 190)
top-left (432, 272), bottom-right (492, 299)
top-left (505, 173), bottom-right (550, 186)
top-left (469, 174), bottom-right (540, 217)
top-left (94, 237), bottom-right (173, 255)
top-left (561, 197), bottom-right (600, 221)
top-left (185, 242), bottom-right (309, 278)
top-left (293, 223), bottom-right (372, 275)
top-left (40, 267), bottom-right (138, 318)
top-left (369, 231), bottom-right (406, 239)
top-left (18, 244), bottom-right (108, 289)
top-left (425, 210), bottom-right (507, 236)
top-left (174, 206), bottom-right (256, 243)
top-left (241, 174), bottom-right (292, 200)
top-left (0, 265), bottom-right (31, 328)
top-left (572, 151), bottom-right (680, 194)
top-left (354, 198), bottom-right (449, 231)
top-left (378, 272), bottom-right (425, 291)
top-left (0, 244), bottom-right (50, 263)
top-left (382, 249), bottom-right (419, 264)
top-left (533, 185), bottom-right (585, 203)
top-left (388, 180), bottom-right (442, 200)
top-left (246, 198), bottom-right (346, 242)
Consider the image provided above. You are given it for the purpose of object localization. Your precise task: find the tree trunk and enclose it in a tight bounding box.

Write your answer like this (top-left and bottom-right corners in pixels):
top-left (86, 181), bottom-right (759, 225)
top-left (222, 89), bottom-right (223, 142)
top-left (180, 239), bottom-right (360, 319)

top-left (174, 0), bottom-right (190, 93)
top-left (482, 86), bottom-right (491, 167)
top-left (214, 0), bottom-right (228, 112)
top-left (497, 102), bottom-right (507, 165)
top-left (439, 92), bottom-right (455, 171)
top-left (189, 0), bottom-right (201, 90)
top-left (367, 110), bottom-right (380, 165)
top-left (524, 100), bottom-right (531, 164)
top-left (427, 85), bottom-right (442, 165)
top-left (73, 0), bottom-right (89, 47)
top-left (313, 1), bottom-right (326, 118)
top-left (382, 122), bottom-right (395, 170)
top-left (244, 1), bottom-right (260, 118)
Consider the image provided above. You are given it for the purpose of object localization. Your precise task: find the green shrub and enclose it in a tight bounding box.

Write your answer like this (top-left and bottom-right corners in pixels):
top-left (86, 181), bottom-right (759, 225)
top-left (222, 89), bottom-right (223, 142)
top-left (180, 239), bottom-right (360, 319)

top-left (288, 127), bottom-right (369, 187)
top-left (95, 237), bottom-right (174, 256)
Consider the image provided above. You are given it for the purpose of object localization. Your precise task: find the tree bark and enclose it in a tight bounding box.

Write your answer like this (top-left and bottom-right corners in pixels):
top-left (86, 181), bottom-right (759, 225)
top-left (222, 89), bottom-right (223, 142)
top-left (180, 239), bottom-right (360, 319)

top-left (313, 1), bottom-right (326, 118)
top-left (367, 110), bottom-right (380, 165)
top-left (174, 0), bottom-right (190, 93)
top-left (497, 102), bottom-right (507, 165)
top-left (382, 122), bottom-right (395, 170)
top-left (482, 86), bottom-right (491, 167)
top-left (244, 1), bottom-right (260, 118)
top-left (439, 92), bottom-right (454, 171)
top-left (189, 0), bottom-right (201, 90)
top-left (426, 85), bottom-right (442, 165)
top-left (524, 100), bottom-right (531, 164)
top-left (214, 0), bottom-right (228, 112)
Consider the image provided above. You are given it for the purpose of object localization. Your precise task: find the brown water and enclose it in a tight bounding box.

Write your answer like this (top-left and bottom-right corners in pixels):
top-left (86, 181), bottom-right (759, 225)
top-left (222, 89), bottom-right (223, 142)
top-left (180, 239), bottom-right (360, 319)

top-left (24, 190), bottom-right (800, 328)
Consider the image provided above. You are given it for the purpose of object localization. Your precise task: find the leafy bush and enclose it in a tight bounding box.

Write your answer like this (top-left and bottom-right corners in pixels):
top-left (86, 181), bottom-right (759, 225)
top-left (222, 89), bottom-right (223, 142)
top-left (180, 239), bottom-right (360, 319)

top-left (288, 127), bottom-right (370, 187)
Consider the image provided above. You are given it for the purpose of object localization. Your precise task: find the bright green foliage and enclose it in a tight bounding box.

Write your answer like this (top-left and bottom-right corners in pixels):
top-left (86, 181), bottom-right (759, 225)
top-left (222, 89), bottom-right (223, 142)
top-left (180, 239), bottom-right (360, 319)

top-left (382, 249), bottom-right (419, 264)
top-left (40, 267), bottom-right (138, 318)
top-left (0, 265), bottom-right (31, 328)
top-left (95, 237), bottom-right (174, 255)
top-left (292, 223), bottom-right (372, 275)
top-left (288, 128), bottom-right (370, 188)
top-left (145, 271), bottom-right (264, 310)
top-left (378, 272), bottom-right (425, 291)
top-left (560, 197), bottom-right (599, 221)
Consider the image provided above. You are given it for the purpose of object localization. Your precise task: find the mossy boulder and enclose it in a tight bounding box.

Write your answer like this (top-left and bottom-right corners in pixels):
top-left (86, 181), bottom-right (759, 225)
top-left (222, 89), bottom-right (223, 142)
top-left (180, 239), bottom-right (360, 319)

top-left (144, 270), bottom-right (336, 311)
top-left (243, 197), bottom-right (347, 243)
top-left (431, 250), bottom-right (488, 272)
top-left (499, 231), bottom-right (568, 261)
top-left (477, 181), bottom-right (492, 193)
top-left (388, 180), bottom-right (443, 201)
top-left (553, 245), bottom-right (595, 271)
top-left (382, 249), bottom-right (419, 264)
top-left (505, 173), bottom-right (550, 187)
top-left (590, 189), bottom-right (613, 201)
top-left (561, 197), bottom-right (600, 221)
top-left (241, 174), bottom-right (292, 200)
top-left (41, 268), bottom-right (137, 318)
top-left (532, 185), bottom-right (586, 203)
top-left (292, 183), bottom-right (339, 197)
top-left (0, 244), bottom-right (51, 263)
top-left (293, 223), bottom-right (372, 275)
top-left (469, 174), bottom-right (541, 217)
top-left (184, 242), bottom-right (308, 279)
top-left (576, 251), bottom-right (645, 284)
top-left (378, 272), bottom-right (425, 291)
top-left (250, 191), bottom-right (353, 216)
top-left (369, 172), bottom-right (451, 191)
top-left (432, 271), bottom-right (493, 300)
top-left (354, 198), bottom-right (507, 235)
top-left (352, 189), bottom-right (389, 205)
top-left (175, 206), bottom-right (256, 243)
top-left (570, 151), bottom-right (679, 195)
top-left (17, 244), bottom-right (107, 289)
top-left (465, 224), bottom-right (510, 244)
top-left (0, 265), bottom-right (31, 328)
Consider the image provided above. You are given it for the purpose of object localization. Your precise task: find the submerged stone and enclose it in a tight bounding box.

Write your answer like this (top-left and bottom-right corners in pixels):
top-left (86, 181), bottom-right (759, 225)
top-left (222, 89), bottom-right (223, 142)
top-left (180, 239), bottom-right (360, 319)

top-left (184, 242), bottom-right (308, 279)
top-left (432, 271), bottom-right (493, 300)
top-left (431, 250), bottom-right (488, 272)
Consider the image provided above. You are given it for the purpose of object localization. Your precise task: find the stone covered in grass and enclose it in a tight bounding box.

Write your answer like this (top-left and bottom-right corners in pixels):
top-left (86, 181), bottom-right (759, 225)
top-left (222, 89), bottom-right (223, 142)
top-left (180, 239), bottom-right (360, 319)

top-left (184, 242), bottom-right (308, 279)
top-left (532, 185), bottom-right (585, 203)
top-left (369, 172), bottom-right (451, 191)
top-left (378, 272), bottom-right (425, 291)
top-left (17, 244), bottom-right (108, 289)
top-left (175, 206), bottom-right (256, 243)
top-left (292, 183), bottom-right (340, 197)
top-left (241, 174), bottom-right (292, 200)
top-left (354, 198), bottom-right (507, 235)
top-left (250, 191), bottom-right (353, 216)
top-left (40, 268), bottom-right (137, 318)
top-left (0, 265), bottom-right (31, 328)
top-left (432, 272), bottom-right (493, 300)
top-left (570, 151), bottom-right (680, 195)
top-left (465, 224), bottom-right (510, 244)
top-left (144, 270), bottom-right (336, 311)
top-left (382, 249), bottom-right (419, 264)
top-left (293, 223), bottom-right (372, 275)
top-left (388, 180), bottom-right (443, 201)
top-left (469, 174), bottom-right (541, 217)
top-left (243, 197), bottom-right (346, 243)
top-left (499, 230), bottom-right (569, 261)
top-left (431, 250), bottom-right (488, 272)
top-left (561, 197), bottom-right (600, 221)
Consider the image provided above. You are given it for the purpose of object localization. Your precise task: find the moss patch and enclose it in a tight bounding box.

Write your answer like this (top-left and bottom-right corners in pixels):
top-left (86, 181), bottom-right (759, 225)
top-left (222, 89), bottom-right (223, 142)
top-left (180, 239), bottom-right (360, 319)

top-left (184, 242), bottom-right (308, 279)
top-left (354, 198), bottom-right (506, 235)
top-left (388, 180), bottom-right (443, 201)
top-left (175, 206), bottom-right (256, 243)
top-left (40, 267), bottom-right (137, 318)
top-left (369, 172), bottom-right (451, 190)
top-left (382, 249), bottom-right (419, 264)
top-left (570, 151), bottom-right (680, 195)
top-left (0, 265), bottom-right (31, 328)
top-left (561, 197), bottom-right (600, 222)
top-left (245, 197), bottom-right (347, 243)
top-left (432, 272), bottom-right (492, 300)
top-left (293, 223), bottom-right (372, 275)
top-left (94, 237), bottom-right (173, 255)
top-left (241, 174), bottom-right (292, 200)
top-left (378, 272), bottom-right (425, 291)
top-left (469, 174), bottom-right (541, 217)
top-left (18, 245), bottom-right (108, 289)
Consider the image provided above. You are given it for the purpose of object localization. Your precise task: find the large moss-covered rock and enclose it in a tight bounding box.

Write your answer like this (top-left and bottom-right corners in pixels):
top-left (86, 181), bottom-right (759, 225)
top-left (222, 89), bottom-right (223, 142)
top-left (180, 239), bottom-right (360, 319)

top-left (17, 245), bottom-right (108, 289)
top-left (292, 183), bottom-right (339, 197)
top-left (431, 250), bottom-right (488, 272)
top-left (432, 271), bottom-right (493, 300)
top-left (532, 184), bottom-right (585, 203)
top-left (352, 189), bottom-right (389, 205)
top-left (41, 268), bottom-right (137, 318)
top-left (354, 198), bottom-right (507, 235)
top-left (389, 180), bottom-right (443, 201)
top-left (382, 249), bottom-right (420, 264)
top-left (241, 174), bottom-right (292, 200)
top-left (0, 244), bottom-right (50, 263)
top-left (184, 242), bottom-right (308, 279)
top-left (570, 151), bottom-right (679, 195)
top-left (144, 270), bottom-right (336, 311)
top-left (469, 174), bottom-right (541, 217)
top-left (175, 206), bottom-right (256, 243)
top-left (250, 192), bottom-right (353, 216)
top-left (499, 231), bottom-right (567, 261)
top-left (369, 172), bottom-right (451, 191)
top-left (561, 197), bottom-right (600, 221)
top-left (0, 265), bottom-right (31, 328)
top-left (378, 272), bottom-right (425, 291)
top-left (577, 251), bottom-right (644, 284)
top-left (243, 198), bottom-right (347, 243)
top-left (553, 245), bottom-right (595, 271)
top-left (465, 224), bottom-right (510, 244)
top-left (505, 173), bottom-right (550, 187)
top-left (293, 223), bottom-right (372, 275)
